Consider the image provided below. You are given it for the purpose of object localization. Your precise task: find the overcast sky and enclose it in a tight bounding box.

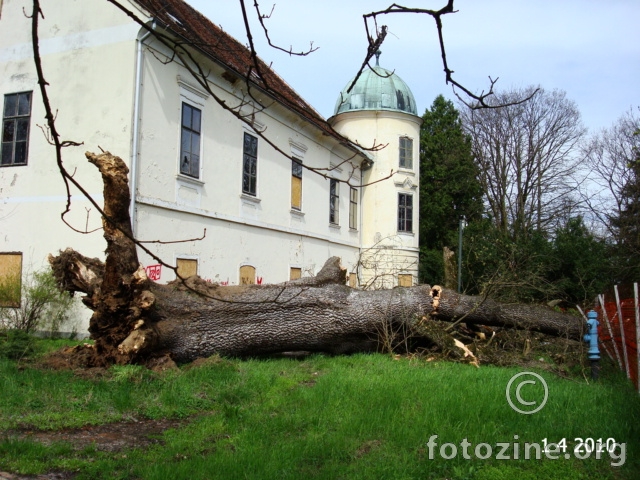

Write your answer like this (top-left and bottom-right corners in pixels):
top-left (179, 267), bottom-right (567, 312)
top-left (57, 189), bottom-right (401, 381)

top-left (186, 1), bottom-right (639, 133)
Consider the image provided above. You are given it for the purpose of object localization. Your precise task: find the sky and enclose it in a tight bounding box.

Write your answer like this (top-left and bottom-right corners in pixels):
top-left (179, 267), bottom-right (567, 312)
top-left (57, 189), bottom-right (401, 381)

top-left (186, 1), bottom-right (640, 133)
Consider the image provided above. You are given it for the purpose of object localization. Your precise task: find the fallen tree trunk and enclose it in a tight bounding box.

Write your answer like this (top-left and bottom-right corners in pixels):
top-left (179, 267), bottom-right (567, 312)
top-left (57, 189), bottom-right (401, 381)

top-left (49, 152), bottom-right (586, 365)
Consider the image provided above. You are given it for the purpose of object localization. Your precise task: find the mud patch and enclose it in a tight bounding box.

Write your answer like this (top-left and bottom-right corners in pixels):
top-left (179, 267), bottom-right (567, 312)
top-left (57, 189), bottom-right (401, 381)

top-left (6, 418), bottom-right (187, 452)
top-left (0, 472), bottom-right (75, 480)
top-left (354, 439), bottom-right (383, 458)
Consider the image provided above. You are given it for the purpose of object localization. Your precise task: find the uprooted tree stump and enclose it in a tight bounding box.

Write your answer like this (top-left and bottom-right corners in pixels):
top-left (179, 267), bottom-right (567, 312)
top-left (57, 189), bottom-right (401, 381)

top-left (49, 151), bottom-right (587, 367)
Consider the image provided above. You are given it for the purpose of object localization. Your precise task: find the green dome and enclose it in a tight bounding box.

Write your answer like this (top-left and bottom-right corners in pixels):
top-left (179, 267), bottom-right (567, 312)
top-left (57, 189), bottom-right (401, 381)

top-left (334, 64), bottom-right (417, 116)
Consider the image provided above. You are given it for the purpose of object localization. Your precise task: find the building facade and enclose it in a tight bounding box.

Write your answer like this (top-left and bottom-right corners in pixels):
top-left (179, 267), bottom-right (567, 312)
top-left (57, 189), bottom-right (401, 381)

top-left (0, 0), bottom-right (420, 332)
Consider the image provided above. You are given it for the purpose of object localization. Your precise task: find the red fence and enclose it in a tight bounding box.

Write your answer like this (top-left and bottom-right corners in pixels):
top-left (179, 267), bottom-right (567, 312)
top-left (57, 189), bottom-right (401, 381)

top-left (595, 284), bottom-right (640, 391)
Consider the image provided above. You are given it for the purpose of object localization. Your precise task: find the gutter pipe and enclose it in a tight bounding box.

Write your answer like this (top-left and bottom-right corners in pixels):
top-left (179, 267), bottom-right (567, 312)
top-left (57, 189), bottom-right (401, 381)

top-left (130, 23), bottom-right (154, 236)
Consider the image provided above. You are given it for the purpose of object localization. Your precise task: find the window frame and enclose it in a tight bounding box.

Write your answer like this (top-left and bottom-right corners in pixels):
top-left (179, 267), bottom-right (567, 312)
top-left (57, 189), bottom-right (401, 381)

top-left (349, 187), bottom-right (358, 230)
top-left (179, 102), bottom-right (202, 179)
top-left (329, 178), bottom-right (340, 225)
top-left (242, 132), bottom-right (258, 196)
top-left (399, 136), bottom-right (413, 170)
top-left (397, 193), bottom-right (413, 233)
top-left (1, 91), bottom-right (32, 167)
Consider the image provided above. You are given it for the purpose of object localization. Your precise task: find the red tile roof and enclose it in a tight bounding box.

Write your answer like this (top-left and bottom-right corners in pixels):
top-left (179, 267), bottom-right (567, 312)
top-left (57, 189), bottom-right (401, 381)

top-left (133, 0), bottom-right (362, 154)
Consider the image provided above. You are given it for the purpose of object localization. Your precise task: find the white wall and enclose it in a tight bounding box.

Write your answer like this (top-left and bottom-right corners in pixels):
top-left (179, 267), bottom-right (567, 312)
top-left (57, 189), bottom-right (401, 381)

top-left (131, 32), bottom-right (366, 284)
top-left (0, 0), bottom-right (143, 331)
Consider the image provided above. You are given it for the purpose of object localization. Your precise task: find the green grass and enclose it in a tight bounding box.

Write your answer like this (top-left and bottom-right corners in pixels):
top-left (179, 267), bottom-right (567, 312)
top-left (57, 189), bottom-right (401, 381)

top-left (0, 339), bottom-right (638, 479)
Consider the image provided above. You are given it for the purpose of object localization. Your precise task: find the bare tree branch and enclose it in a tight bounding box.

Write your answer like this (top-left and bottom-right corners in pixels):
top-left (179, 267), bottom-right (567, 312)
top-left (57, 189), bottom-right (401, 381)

top-left (360, 2), bottom-right (538, 109)
top-left (251, 1), bottom-right (318, 57)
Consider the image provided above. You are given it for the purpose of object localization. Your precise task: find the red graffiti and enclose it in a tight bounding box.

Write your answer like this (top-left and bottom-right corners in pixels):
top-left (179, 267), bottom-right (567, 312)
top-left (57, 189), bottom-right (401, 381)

top-left (256, 276), bottom-right (263, 285)
top-left (220, 279), bottom-right (229, 286)
top-left (145, 264), bottom-right (162, 281)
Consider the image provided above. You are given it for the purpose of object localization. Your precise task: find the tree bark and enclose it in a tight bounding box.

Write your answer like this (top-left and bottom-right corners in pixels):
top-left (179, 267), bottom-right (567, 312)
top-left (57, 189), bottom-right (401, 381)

top-left (48, 151), bottom-right (587, 365)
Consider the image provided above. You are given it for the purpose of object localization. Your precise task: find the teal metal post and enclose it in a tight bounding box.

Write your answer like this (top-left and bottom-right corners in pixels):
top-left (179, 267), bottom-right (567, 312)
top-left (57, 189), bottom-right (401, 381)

top-left (584, 310), bottom-right (600, 380)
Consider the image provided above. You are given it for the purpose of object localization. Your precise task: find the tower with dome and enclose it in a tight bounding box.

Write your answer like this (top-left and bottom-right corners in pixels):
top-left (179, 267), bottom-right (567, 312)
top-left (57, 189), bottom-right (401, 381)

top-left (329, 52), bottom-right (422, 288)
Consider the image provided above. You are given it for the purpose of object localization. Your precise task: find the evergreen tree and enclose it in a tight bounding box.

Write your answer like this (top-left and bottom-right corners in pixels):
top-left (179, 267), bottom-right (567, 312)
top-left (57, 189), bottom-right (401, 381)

top-left (550, 216), bottom-right (611, 305)
top-left (418, 95), bottom-right (484, 285)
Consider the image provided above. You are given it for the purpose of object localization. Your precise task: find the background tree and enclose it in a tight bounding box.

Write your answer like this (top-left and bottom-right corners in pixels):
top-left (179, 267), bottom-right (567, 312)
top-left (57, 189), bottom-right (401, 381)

top-left (460, 87), bottom-right (586, 241)
top-left (583, 108), bottom-right (640, 283)
top-left (418, 95), bottom-right (483, 285)
top-left (455, 87), bottom-right (618, 305)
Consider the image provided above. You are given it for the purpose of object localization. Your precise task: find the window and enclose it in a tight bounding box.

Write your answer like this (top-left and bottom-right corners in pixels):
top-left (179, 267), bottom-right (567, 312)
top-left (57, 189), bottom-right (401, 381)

top-left (398, 274), bottom-right (413, 287)
top-left (0, 252), bottom-right (22, 307)
top-left (179, 103), bottom-right (201, 178)
top-left (2, 92), bottom-right (32, 166)
top-left (290, 267), bottom-right (302, 280)
top-left (242, 133), bottom-right (258, 196)
top-left (398, 193), bottom-right (413, 232)
top-left (399, 136), bottom-right (413, 170)
top-left (176, 258), bottom-right (198, 278)
top-left (239, 265), bottom-right (256, 285)
top-left (329, 179), bottom-right (339, 225)
top-left (349, 187), bottom-right (358, 230)
top-left (291, 160), bottom-right (302, 210)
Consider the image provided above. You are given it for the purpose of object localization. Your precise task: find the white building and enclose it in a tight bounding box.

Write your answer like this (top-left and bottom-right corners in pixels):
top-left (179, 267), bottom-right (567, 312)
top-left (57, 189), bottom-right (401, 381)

top-left (0, 0), bottom-right (421, 332)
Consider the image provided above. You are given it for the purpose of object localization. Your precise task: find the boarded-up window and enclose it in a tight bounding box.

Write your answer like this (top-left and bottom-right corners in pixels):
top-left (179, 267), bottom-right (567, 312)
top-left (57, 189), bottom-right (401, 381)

top-left (240, 265), bottom-right (256, 285)
top-left (349, 273), bottom-right (357, 288)
top-left (176, 258), bottom-right (198, 278)
top-left (290, 267), bottom-right (302, 280)
top-left (398, 274), bottom-right (412, 287)
top-left (0, 252), bottom-right (22, 307)
top-left (291, 160), bottom-right (302, 210)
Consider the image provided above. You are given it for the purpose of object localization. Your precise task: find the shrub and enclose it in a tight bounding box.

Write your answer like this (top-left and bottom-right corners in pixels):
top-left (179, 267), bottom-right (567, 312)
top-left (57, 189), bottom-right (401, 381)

top-left (0, 329), bottom-right (35, 359)
top-left (0, 268), bottom-right (74, 334)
